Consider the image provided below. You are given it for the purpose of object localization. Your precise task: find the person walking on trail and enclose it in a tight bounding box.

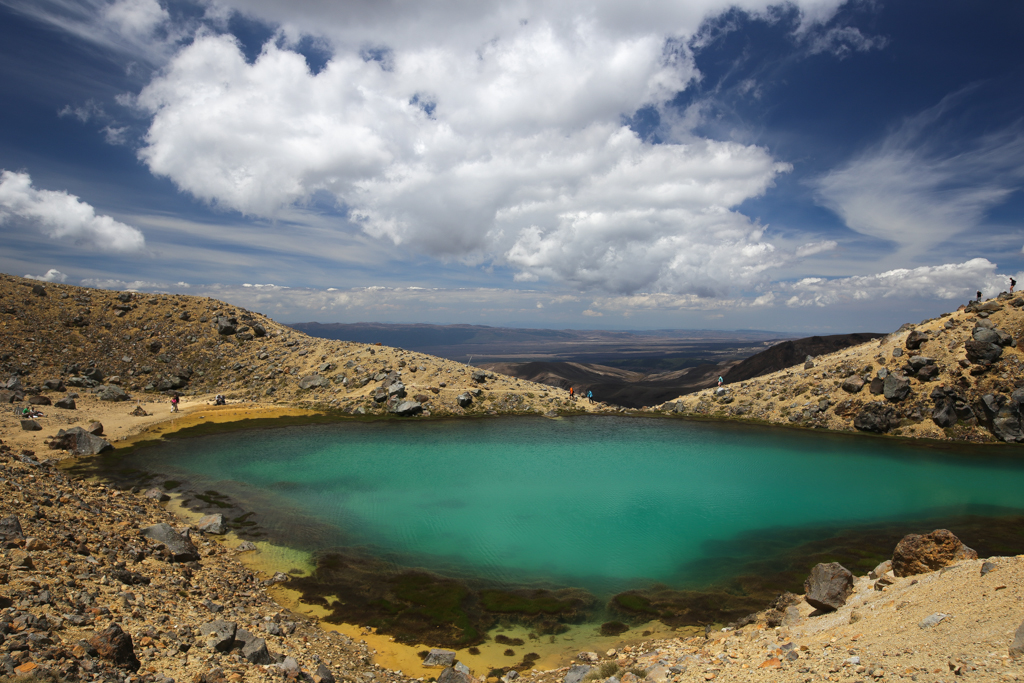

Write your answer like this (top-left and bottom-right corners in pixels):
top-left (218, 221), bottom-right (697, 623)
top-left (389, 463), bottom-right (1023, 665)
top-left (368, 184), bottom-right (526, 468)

top-left (1011, 278), bottom-right (1017, 294)
top-left (587, 389), bottom-right (593, 404)
top-left (569, 386), bottom-right (574, 400)
top-left (717, 376), bottom-right (724, 387)
top-left (170, 395), bottom-right (179, 413)
top-left (977, 290), bottom-right (982, 303)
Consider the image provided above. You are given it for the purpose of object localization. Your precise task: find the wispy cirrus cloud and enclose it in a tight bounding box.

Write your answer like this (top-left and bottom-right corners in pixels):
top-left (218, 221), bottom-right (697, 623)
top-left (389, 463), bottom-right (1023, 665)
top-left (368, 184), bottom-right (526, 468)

top-left (814, 91), bottom-right (1024, 257)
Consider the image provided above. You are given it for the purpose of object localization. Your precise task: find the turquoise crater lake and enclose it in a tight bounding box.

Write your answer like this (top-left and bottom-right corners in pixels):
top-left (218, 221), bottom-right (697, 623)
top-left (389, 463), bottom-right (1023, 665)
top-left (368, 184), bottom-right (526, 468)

top-left (124, 416), bottom-right (1024, 597)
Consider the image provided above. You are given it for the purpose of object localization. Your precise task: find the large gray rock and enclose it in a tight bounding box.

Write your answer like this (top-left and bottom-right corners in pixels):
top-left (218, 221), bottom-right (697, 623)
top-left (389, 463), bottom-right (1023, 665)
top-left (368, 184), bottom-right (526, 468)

top-left (422, 649), bottom-right (457, 668)
top-left (54, 396), bottom-right (76, 410)
top-left (215, 316), bottom-right (237, 335)
top-left (883, 373), bottom-right (910, 401)
top-left (965, 340), bottom-right (1003, 365)
top-left (239, 634), bottom-right (272, 664)
top-left (49, 426), bottom-right (114, 455)
top-left (0, 515), bottom-right (24, 544)
top-left (932, 396), bottom-right (957, 428)
top-left (437, 667), bottom-right (475, 683)
top-left (387, 381), bottom-right (406, 398)
top-left (141, 522), bottom-right (200, 562)
top-left (1011, 621), bottom-right (1024, 658)
top-left (28, 394), bottom-right (51, 406)
top-left (20, 419), bottom-right (42, 431)
top-left (472, 370), bottom-right (487, 383)
top-left (456, 392), bottom-right (473, 408)
top-left (299, 374), bottom-right (330, 390)
top-left (315, 664), bottom-right (337, 683)
top-left (841, 376), bottom-right (865, 393)
top-left (905, 330), bottom-right (930, 350)
top-left (197, 514), bottom-right (227, 535)
top-left (804, 562), bottom-right (853, 611)
top-left (389, 400), bottom-right (422, 416)
top-left (564, 665), bottom-right (593, 683)
top-left (97, 384), bottom-right (129, 402)
top-left (853, 402), bottom-right (900, 433)
top-left (199, 620), bottom-right (237, 652)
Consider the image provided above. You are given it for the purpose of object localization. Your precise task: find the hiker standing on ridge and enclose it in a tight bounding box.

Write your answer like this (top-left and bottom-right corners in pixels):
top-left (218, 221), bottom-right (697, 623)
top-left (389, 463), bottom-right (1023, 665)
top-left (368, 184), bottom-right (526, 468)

top-left (717, 376), bottom-right (724, 387)
top-left (1011, 278), bottom-right (1016, 293)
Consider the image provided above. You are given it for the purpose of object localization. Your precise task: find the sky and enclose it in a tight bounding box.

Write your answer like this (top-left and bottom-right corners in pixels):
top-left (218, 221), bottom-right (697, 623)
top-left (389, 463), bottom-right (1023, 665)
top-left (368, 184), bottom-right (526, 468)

top-left (0, 0), bottom-right (1022, 333)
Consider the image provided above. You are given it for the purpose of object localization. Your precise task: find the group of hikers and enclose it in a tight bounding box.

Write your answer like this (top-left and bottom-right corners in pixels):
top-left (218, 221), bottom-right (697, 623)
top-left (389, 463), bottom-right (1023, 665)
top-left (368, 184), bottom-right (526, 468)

top-left (21, 406), bottom-right (43, 419)
top-left (567, 387), bottom-right (595, 403)
top-left (973, 278), bottom-right (1017, 305)
top-left (169, 393), bottom-right (226, 413)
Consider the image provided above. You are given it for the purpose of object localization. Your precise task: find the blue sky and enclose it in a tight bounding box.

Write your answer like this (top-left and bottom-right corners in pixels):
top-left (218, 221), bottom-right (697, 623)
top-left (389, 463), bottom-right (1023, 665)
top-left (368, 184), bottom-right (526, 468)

top-left (1, 0), bottom-right (1022, 333)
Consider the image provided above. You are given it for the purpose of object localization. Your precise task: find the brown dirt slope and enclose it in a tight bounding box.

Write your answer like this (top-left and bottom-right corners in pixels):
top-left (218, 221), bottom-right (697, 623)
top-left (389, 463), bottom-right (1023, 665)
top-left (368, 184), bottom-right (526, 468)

top-left (0, 274), bottom-right (623, 437)
top-left (664, 293), bottom-right (1024, 443)
top-left (723, 333), bottom-right (885, 384)
top-left (481, 360), bottom-right (741, 408)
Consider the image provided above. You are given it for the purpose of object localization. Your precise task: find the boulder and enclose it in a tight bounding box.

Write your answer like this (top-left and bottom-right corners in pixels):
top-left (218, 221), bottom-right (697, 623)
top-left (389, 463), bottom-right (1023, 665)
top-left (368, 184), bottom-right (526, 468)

top-left (42, 378), bottom-right (65, 391)
top-left (868, 559), bottom-right (892, 580)
top-left (197, 514), bottom-right (227, 535)
top-left (54, 397), bottom-right (76, 409)
top-left (86, 421), bottom-right (104, 435)
top-left (905, 330), bottom-right (930, 350)
top-left (299, 374), bottom-right (330, 390)
top-left (389, 401), bottom-right (423, 416)
top-left (868, 377), bottom-right (884, 395)
top-left (456, 392), bottom-right (473, 408)
top-left (97, 385), bottom-right (129, 402)
top-left (31, 283), bottom-right (46, 296)
top-left (437, 667), bottom-right (475, 683)
top-left (931, 397), bottom-right (957, 428)
top-left (840, 376), bottom-right (865, 394)
top-left (853, 402), bottom-right (900, 434)
top-left (1011, 621), bottom-right (1024, 658)
top-left (20, 419), bottom-right (41, 431)
top-left (965, 340), bottom-right (1003, 365)
top-left (252, 324), bottom-right (267, 337)
top-left (199, 620), bottom-right (237, 652)
top-left (387, 381), bottom-right (406, 398)
top-left (472, 370), bottom-right (487, 383)
top-left (89, 623), bottom-right (140, 672)
top-left (28, 394), bottom-right (50, 406)
top-left (0, 389), bottom-right (15, 403)
top-left (315, 664), bottom-right (337, 683)
top-left (803, 562), bottom-right (854, 611)
top-left (235, 630), bottom-right (273, 664)
top-left (882, 374), bottom-right (910, 401)
top-left (564, 665), bottom-right (593, 683)
top-left (892, 529), bottom-right (977, 577)
top-left (144, 488), bottom-right (170, 502)
top-left (216, 316), bottom-right (237, 335)
top-left (422, 649), bottom-right (457, 668)
top-left (141, 522), bottom-right (200, 562)
top-left (49, 427), bottom-right (114, 455)
top-left (372, 388), bottom-right (388, 403)
top-left (0, 515), bottom-right (25, 544)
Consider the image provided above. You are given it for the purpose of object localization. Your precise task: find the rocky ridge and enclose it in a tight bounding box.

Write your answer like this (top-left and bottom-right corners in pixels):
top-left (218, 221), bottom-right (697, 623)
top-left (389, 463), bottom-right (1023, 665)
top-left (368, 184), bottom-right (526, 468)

top-left (664, 292), bottom-right (1024, 443)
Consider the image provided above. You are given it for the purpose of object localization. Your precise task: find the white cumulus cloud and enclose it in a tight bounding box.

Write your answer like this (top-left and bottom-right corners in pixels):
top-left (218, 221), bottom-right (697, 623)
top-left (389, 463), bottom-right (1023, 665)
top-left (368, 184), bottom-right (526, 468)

top-left (132, 25), bottom-right (794, 296)
top-left (779, 258), bottom-right (1013, 307)
top-left (24, 268), bottom-right (68, 283)
top-left (0, 170), bottom-right (146, 252)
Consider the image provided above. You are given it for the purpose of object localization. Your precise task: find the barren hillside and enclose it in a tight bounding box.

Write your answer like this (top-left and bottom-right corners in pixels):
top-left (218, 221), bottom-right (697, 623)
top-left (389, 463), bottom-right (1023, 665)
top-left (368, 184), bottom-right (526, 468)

top-left (665, 293), bottom-right (1024, 443)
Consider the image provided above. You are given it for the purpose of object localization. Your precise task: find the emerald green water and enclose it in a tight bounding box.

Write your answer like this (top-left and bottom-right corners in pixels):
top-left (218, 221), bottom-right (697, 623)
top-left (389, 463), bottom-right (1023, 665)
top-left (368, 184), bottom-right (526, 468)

top-left (125, 416), bottom-right (1024, 595)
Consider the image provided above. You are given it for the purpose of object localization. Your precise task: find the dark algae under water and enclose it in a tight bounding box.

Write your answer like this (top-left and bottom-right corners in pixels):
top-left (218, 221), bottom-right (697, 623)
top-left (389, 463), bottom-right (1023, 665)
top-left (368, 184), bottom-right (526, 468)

top-left (76, 415), bottom-right (1024, 648)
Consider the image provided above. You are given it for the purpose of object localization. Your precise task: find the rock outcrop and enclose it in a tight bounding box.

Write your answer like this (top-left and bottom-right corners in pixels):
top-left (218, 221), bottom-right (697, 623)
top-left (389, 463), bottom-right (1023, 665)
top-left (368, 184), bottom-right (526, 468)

top-left (892, 528), bottom-right (978, 577)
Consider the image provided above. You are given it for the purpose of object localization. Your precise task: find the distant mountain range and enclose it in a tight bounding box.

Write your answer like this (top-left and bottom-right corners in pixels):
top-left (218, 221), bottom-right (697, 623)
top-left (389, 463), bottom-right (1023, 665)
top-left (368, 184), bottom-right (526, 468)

top-left (291, 322), bottom-right (881, 407)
